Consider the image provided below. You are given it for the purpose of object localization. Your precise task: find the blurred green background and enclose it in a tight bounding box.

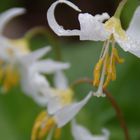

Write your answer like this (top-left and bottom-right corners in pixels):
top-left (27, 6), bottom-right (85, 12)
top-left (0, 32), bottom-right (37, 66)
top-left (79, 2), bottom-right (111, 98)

top-left (0, 0), bottom-right (140, 140)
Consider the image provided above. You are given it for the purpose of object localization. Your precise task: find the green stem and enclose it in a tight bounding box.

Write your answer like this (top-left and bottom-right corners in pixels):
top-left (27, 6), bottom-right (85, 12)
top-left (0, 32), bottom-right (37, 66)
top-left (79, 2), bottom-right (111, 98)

top-left (24, 27), bottom-right (62, 60)
top-left (114, 0), bottom-right (127, 18)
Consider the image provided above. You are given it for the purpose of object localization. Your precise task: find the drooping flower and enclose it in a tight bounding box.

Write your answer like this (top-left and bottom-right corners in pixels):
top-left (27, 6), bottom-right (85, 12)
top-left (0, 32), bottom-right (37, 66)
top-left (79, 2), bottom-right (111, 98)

top-left (0, 8), bottom-right (29, 92)
top-left (71, 120), bottom-right (110, 140)
top-left (47, 0), bottom-right (140, 97)
top-left (0, 8), bottom-right (70, 97)
top-left (31, 70), bottom-right (93, 140)
top-left (19, 47), bottom-right (70, 106)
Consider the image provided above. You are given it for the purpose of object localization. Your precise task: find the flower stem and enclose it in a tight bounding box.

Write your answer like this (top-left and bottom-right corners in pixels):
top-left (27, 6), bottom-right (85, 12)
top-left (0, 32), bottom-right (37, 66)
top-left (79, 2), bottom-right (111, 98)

top-left (24, 27), bottom-right (62, 60)
top-left (103, 89), bottom-right (130, 140)
top-left (114, 0), bottom-right (127, 18)
top-left (71, 78), bottom-right (130, 140)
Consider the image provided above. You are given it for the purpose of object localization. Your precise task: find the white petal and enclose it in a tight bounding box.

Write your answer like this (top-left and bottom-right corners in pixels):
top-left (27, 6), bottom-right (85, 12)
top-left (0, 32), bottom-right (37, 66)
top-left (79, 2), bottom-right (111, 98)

top-left (32, 59), bottom-right (70, 74)
top-left (71, 120), bottom-right (95, 140)
top-left (0, 8), bottom-right (26, 34)
top-left (54, 70), bottom-right (68, 89)
top-left (47, 0), bottom-right (81, 36)
top-left (116, 6), bottom-right (140, 58)
top-left (116, 34), bottom-right (140, 58)
top-left (126, 6), bottom-right (140, 41)
top-left (71, 120), bottom-right (110, 140)
top-left (20, 46), bottom-right (51, 65)
top-left (78, 13), bottom-right (110, 41)
top-left (20, 66), bottom-right (51, 106)
top-left (54, 91), bottom-right (92, 127)
top-left (47, 96), bottom-right (63, 115)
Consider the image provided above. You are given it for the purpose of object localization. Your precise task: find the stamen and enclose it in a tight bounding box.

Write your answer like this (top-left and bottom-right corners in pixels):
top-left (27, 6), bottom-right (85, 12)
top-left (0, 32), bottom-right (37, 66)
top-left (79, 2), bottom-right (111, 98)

top-left (31, 111), bottom-right (47, 140)
top-left (54, 128), bottom-right (61, 139)
top-left (93, 58), bottom-right (103, 87)
top-left (104, 41), bottom-right (114, 88)
top-left (38, 118), bottom-right (55, 140)
top-left (93, 40), bottom-right (110, 97)
top-left (112, 47), bottom-right (124, 63)
top-left (2, 66), bottom-right (19, 92)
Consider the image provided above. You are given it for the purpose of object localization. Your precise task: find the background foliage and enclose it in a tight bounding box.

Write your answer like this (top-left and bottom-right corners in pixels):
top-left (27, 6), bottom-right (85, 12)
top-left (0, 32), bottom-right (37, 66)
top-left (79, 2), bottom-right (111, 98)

top-left (0, 0), bottom-right (140, 139)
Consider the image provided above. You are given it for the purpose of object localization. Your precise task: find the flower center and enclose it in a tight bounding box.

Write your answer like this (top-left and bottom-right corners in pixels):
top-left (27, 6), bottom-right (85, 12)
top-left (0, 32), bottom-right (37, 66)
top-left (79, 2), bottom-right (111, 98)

top-left (10, 38), bottom-right (30, 55)
top-left (51, 88), bottom-right (74, 106)
top-left (105, 17), bottom-right (127, 41)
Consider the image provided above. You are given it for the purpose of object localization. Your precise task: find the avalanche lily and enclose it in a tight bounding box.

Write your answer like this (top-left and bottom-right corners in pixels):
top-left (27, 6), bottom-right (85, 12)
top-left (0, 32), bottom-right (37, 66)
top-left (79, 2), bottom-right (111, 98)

top-left (47, 0), bottom-right (140, 97)
top-left (19, 47), bottom-right (70, 105)
top-left (31, 70), bottom-right (93, 140)
top-left (0, 7), bottom-right (70, 99)
top-left (71, 120), bottom-right (110, 140)
top-left (0, 8), bottom-right (29, 92)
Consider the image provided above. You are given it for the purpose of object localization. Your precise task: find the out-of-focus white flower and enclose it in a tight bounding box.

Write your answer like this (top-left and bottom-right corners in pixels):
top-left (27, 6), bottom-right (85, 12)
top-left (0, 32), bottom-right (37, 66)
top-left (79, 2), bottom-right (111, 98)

top-left (0, 7), bottom-right (70, 102)
top-left (71, 120), bottom-right (110, 140)
top-left (19, 48), bottom-right (70, 106)
top-left (44, 70), bottom-right (93, 127)
top-left (47, 0), bottom-right (140, 97)
top-left (0, 8), bottom-right (30, 92)
top-left (31, 71), bottom-right (93, 140)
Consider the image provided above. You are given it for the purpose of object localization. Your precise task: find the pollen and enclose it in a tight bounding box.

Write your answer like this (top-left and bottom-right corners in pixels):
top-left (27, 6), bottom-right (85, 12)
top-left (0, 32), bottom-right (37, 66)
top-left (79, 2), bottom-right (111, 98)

top-left (31, 111), bottom-right (56, 140)
top-left (93, 39), bottom-right (124, 90)
top-left (93, 59), bottom-right (103, 87)
top-left (54, 128), bottom-right (61, 139)
top-left (0, 65), bottom-right (19, 92)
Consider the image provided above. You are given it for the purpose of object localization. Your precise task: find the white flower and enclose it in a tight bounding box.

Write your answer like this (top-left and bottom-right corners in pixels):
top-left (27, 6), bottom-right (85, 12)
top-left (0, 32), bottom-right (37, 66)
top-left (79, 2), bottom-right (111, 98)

top-left (0, 8), bottom-right (29, 92)
top-left (44, 70), bottom-right (93, 127)
top-left (71, 120), bottom-right (110, 140)
top-left (0, 7), bottom-right (70, 103)
top-left (47, 0), bottom-right (140, 57)
top-left (47, 0), bottom-right (140, 97)
top-left (31, 71), bottom-right (93, 140)
top-left (19, 47), bottom-right (70, 106)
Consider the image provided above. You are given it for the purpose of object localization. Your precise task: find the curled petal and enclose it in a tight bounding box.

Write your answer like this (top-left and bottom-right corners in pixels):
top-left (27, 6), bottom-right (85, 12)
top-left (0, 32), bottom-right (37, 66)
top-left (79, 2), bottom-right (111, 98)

top-left (0, 8), bottom-right (26, 34)
top-left (71, 120), bottom-right (110, 140)
top-left (53, 91), bottom-right (92, 127)
top-left (47, 0), bottom-right (81, 36)
top-left (54, 70), bottom-right (68, 90)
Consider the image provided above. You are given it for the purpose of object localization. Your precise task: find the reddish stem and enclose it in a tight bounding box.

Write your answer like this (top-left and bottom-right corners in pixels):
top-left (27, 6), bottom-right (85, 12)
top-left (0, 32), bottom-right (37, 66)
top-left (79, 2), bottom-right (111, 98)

top-left (71, 78), bottom-right (130, 140)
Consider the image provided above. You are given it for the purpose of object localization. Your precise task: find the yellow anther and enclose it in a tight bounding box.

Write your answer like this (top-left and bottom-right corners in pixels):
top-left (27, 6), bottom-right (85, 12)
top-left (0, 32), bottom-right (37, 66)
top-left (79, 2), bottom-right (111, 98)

top-left (31, 111), bottom-right (47, 140)
top-left (112, 47), bottom-right (124, 64)
top-left (104, 57), bottom-right (112, 88)
top-left (104, 54), bottom-right (116, 88)
top-left (0, 68), bottom-right (4, 81)
top-left (38, 118), bottom-right (55, 140)
top-left (2, 66), bottom-right (19, 92)
top-left (93, 59), bottom-right (103, 87)
top-left (54, 128), bottom-right (61, 139)
top-left (111, 58), bottom-right (116, 80)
